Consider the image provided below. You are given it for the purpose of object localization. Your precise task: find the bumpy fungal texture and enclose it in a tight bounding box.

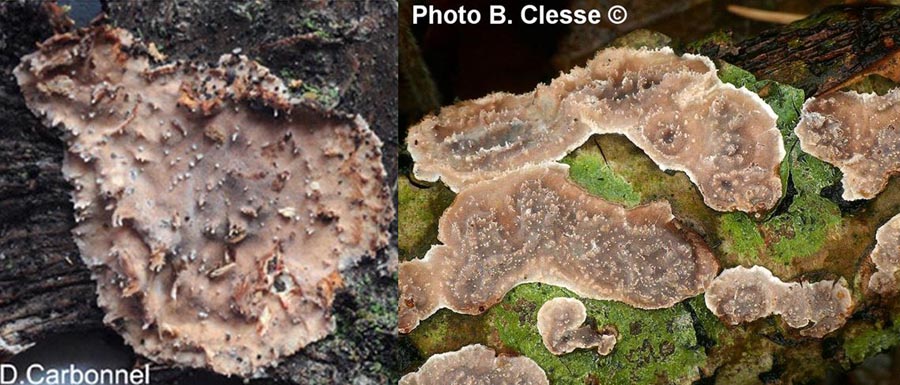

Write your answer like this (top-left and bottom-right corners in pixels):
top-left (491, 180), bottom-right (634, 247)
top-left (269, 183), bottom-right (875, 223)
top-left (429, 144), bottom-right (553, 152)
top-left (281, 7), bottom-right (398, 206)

top-left (796, 90), bottom-right (900, 200)
top-left (407, 47), bottom-right (784, 213)
top-left (14, 26), bottom-right (392, 376)
top-left (399, 344), bottom-right (549, 385)
top-left (705, 266), bottom-right (852, 338)
top-left (399, 163), bottom-right (719, 333)
top-left (868, 214), bottom-right (900, 294)
top-left (536, 297), bottom-right (617, 356)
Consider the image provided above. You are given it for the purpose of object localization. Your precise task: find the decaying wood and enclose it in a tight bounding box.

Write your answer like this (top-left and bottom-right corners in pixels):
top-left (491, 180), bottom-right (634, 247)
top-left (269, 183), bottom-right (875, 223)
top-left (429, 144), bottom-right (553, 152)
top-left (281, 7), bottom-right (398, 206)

top-left (700, 5), bottom-right (900, 96)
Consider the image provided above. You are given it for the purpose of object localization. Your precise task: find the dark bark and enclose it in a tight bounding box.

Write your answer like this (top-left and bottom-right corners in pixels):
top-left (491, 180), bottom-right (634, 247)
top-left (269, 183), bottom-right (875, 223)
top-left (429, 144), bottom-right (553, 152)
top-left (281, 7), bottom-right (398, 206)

top-left (693, 5), bottom-right (900, 96)
top-left (0, 1), bottom-right (399, 384)
top-left (0, 0), bottom-right (105, 356)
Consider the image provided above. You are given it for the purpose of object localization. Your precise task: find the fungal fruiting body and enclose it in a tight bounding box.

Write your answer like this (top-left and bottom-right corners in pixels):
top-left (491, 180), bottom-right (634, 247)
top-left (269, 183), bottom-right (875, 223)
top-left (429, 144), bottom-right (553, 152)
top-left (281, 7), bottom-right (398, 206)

top-left (407, 47), bottom-right (784, 213)
top-left (705, 266), bottom-right (852, 338)
top-left (868, 214), bottom-right (900, 294)
top-left (399, 344), bottom-right (549, 385)
top-left (536, 297), bottom-right (617, 356)
top-left (399, 163), bottom-right (719, 333)
top-left (15, 26), bottom-right (392, 375)
top-left (796, 90), bottom-right (900, 200)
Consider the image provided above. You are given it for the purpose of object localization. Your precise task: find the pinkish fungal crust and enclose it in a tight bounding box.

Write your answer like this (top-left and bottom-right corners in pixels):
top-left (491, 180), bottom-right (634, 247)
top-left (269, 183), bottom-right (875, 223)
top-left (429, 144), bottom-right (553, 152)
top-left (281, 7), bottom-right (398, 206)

top-left (408, 47), bottom-right (784, 213)
top-left (536, 297), bottom-right (617, 356)
top-left (868, 214), bottom-right (900, 295)
top-left (15, 26), bottom-right (393, 376)
top-left (796, 90), bottom-right (900, 200)
top-left (398, 163), bottom-right (719, 333)
top-left (705, 266), bottom-right (852, 338)
top-left (399, 344), bottom-right (549, 385)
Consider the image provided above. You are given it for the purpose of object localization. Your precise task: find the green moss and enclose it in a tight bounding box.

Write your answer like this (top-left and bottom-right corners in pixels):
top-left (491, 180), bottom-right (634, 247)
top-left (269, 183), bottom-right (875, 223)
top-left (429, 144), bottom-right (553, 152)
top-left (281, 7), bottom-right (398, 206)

top-left (562, 150), bottom-right (641, 207)
top-left (718, 213), bottom-right (764, 264)
top-left (407, 309), bottom-right (491, 358)
top-left (489, 284), bottom-right (705, 385)
top-left (762, 152), bottom-right (841, 265)
top-left (791, 153), bottom-right (840, 194)
top-left (398, 176), bottom-right (455, 261)
top-left (844, 319), bottom-right (900, 365)
top-left (716, 62), bottom-right (758, 90)
top-left (763, 194), bottom-right (841, 264)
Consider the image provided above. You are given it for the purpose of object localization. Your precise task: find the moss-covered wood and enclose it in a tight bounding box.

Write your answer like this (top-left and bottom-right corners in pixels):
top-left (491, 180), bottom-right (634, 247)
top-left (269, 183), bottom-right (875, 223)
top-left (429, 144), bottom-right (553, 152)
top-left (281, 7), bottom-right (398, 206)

top-left (400, 5), bottom-right (900, 384)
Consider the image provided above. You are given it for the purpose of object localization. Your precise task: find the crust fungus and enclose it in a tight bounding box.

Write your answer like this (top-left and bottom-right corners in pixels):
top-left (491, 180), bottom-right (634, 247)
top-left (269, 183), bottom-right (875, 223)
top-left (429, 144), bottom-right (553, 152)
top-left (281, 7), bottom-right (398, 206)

top-left (399, 163), bottom-right (719, 333)
top-left (407, 47), bottom-right (784, 213)
top-left (705, 266), bottom-right (852, 338)
top-left (868, 214), bottom-right (900, 294)
top-left (15, 26), bottom-right (392, 376)
top-left (796, 90), bottom-right (900, 200)
top-left (399, 344), bottom-right (549, 385)
top-left (536, 297), bottom-right (617, 356)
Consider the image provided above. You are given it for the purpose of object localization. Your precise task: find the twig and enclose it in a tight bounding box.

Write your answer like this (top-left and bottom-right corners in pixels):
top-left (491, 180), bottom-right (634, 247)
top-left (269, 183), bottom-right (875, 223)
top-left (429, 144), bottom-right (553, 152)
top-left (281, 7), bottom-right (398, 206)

top-left (727, 5), bottom-right (806, 24)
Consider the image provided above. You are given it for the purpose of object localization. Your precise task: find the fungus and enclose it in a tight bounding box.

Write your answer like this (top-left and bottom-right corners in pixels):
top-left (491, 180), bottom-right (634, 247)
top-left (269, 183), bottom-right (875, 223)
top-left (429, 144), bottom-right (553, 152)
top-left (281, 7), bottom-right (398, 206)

top-left (704, 266), bottom-right (852, 338)
top-left (399, 344), bottom-right (549, 385)
top-left (536, 297), bottom-right (617, 356)
top-left (399, 163), bottom-right (719, 333)
top-left (15, 26), bottom-right (393, 376)
top-left (868, 213), bottom-right (900, 294)
top-left (407, 47), bottom-right (783, 213)
top-left (795, 90), bottom-right (900, 200)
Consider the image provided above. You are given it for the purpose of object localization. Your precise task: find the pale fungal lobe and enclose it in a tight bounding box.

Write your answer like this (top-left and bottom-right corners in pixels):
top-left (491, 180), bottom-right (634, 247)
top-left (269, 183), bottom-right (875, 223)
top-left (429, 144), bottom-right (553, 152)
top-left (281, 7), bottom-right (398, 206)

top-left (15, 26), bottom-right (393, 376)
top-left (796, 89), bottom-right (900, 200)
top-left (399, 344), bottom-right (549, 385)
top-left (536, 297), bottom-right (617, 356)
top-left (408, 47), bottom-right (784, 213)
top-left (705, 266), bottom-right (852, 338)
top-left (399, 163), bottom-right (719, 333)
top-left (868, 213), bottom-right (900, 294)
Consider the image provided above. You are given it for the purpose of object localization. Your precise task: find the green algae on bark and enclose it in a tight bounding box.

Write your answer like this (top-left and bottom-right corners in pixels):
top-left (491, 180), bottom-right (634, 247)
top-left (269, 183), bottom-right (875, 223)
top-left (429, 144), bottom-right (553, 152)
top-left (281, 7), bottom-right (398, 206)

top-left (561, 149), bottom-right (641, 208)
top-left (490, 285), bottom-right (706, 385)
top-left (398, 176), bottom-right (454, 262)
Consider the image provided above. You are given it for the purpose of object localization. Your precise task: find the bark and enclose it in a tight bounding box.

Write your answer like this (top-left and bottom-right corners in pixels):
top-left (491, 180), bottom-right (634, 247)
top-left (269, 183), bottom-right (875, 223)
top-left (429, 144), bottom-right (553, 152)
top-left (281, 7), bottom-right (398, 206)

top-left (694, 4), bottom-right (900, 96)
top-left (0, 1), bottom-right (399, 384)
